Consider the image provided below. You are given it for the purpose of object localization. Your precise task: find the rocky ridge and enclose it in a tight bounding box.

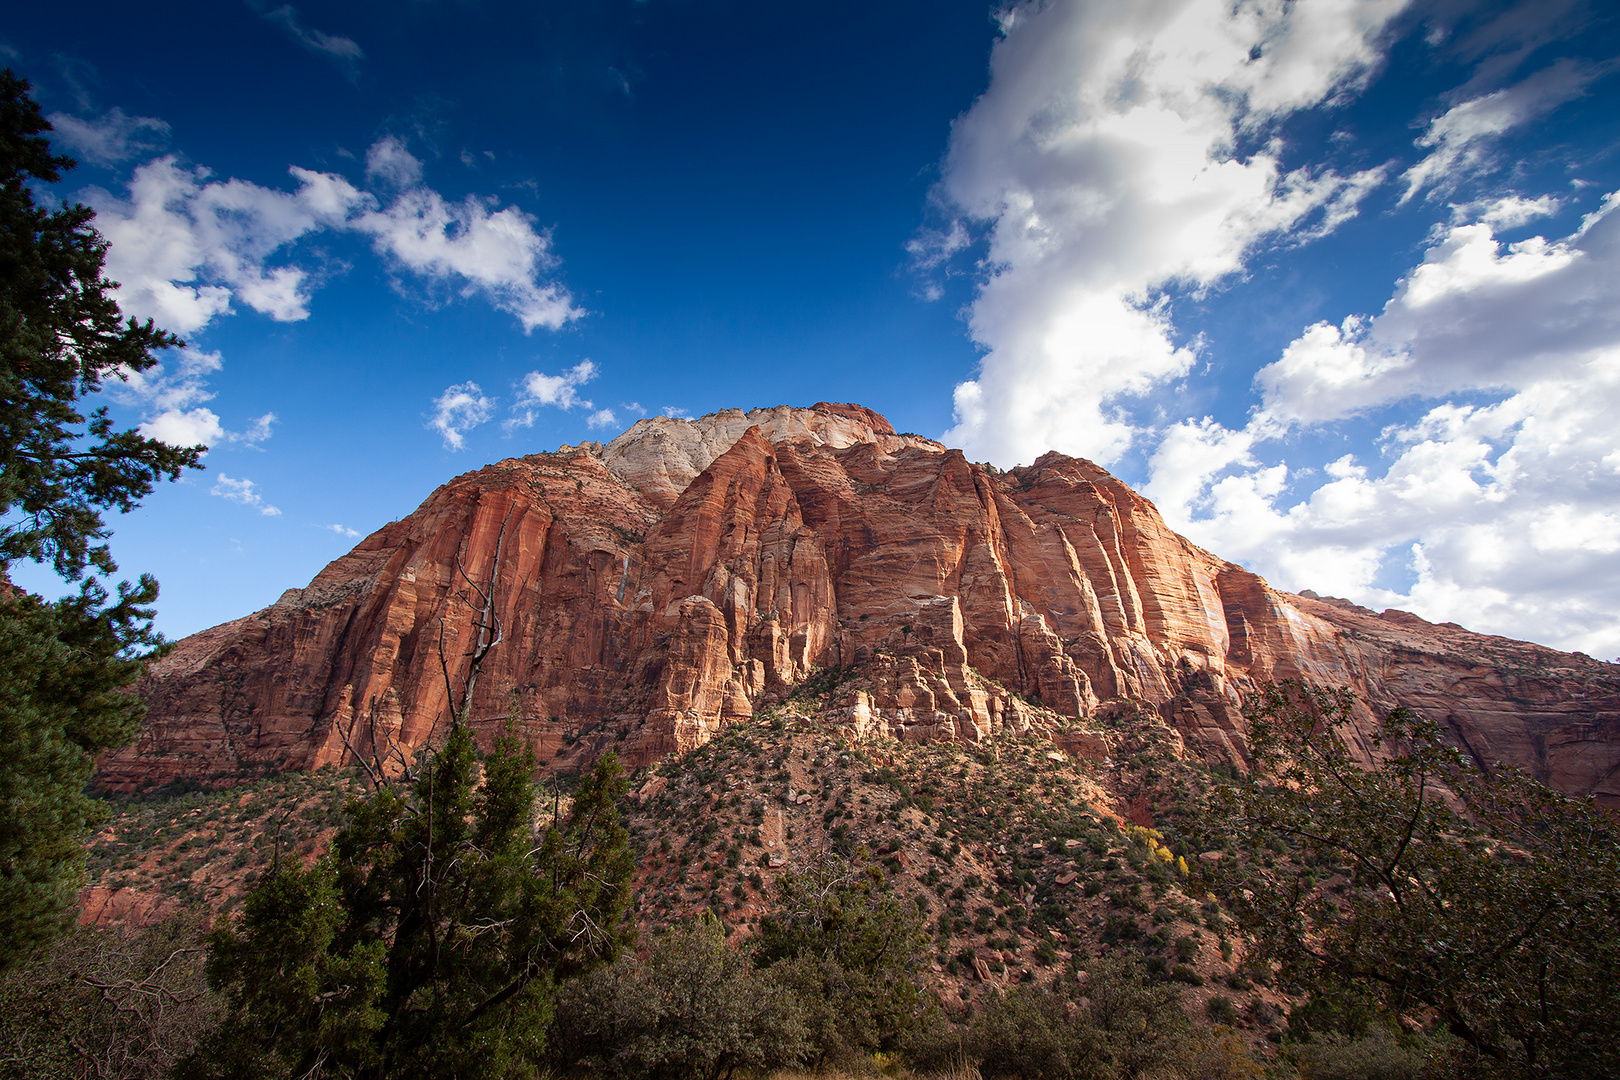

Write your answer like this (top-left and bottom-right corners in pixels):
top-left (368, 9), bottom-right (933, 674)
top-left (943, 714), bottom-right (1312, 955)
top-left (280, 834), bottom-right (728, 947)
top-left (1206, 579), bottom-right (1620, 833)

top-left (102, 403), bottom-right (1620, 804)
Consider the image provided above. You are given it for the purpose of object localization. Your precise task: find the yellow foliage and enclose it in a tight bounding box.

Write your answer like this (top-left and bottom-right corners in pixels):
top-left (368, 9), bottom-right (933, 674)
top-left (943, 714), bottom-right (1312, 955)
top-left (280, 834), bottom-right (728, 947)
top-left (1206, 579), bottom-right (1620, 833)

top-left (1183, 1027), bottom-right (1268, 1079)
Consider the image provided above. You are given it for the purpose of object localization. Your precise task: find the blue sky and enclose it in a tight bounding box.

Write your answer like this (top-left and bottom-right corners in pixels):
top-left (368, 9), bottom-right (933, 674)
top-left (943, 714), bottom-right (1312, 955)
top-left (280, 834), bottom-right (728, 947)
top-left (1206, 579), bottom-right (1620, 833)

top-left (6, 0), bottom-right (1620, 659)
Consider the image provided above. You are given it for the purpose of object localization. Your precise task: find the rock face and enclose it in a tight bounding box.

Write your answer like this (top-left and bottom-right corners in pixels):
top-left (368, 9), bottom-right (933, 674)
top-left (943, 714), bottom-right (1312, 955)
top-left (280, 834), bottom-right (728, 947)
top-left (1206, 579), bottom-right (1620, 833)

top-left (102, 404), bottom-right (1620, 805)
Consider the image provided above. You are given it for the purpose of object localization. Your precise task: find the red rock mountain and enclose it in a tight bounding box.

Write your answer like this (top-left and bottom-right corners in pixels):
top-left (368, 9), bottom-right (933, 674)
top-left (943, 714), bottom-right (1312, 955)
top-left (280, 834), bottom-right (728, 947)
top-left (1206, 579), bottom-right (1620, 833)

top-left (103, 404), bottom-right (1620, 805)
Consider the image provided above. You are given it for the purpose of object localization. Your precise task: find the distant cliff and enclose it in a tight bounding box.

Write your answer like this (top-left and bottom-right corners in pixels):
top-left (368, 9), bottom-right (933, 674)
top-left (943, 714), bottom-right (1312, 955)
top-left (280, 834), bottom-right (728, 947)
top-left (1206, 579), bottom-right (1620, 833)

top-left (101, 403), bottom-right (1620, 805)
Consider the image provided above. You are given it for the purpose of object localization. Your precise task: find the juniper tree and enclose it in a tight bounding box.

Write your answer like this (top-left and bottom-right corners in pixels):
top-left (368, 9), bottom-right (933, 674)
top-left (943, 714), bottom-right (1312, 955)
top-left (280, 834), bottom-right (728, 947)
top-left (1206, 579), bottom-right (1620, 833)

top-left (181, 727), bottom-right (634, 1080)
top-left (755, 851), bottom-right (932, 1063)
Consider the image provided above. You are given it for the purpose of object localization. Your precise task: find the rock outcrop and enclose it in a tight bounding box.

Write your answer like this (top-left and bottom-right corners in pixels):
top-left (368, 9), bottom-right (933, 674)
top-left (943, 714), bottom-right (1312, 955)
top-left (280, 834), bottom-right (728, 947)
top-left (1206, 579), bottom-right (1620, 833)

top-left (101, 404), bottom-right (1620, 805)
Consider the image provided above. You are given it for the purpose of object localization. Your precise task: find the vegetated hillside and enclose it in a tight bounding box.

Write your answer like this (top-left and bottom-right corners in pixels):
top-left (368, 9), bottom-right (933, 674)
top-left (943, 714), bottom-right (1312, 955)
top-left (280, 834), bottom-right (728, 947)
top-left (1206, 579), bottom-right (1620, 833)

top-left (80, 769), bottom-right (363, 928)
top-left (623, 708), bottom-right (1270, 1019)
top-left (81, 681), bottom-right (1286, 1040)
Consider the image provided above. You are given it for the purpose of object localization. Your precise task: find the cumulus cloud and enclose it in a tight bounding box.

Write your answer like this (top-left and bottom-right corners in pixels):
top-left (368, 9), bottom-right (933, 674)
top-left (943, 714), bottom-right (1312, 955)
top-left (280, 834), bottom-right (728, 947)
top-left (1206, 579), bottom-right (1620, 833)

top-left (506, 360), bottom-right (599, 430)
top-left (84, 138), bottom-right (579, 336)
top-left (323, 523), bottom-right (361, 538)
top-left (1254, 204), bottom-right (1612, 425)
top-left (1451, 193), bottom-right (1562, 228)
top-left (1400, 58), bottom-right (1600, 202)
top-left (89, 157), bottom-right (350, 333)
top-left (142, 406), bottom-right (225, 449)
top-left (430, 381), bottom-right (495, 450)
top-left (117, 346), bottom-right (221, 416)
top-left (46, 107), bottom-right (169, 166)
top-left (922, 0), bottom-right (1620, 654)
top-left (211, 474), bottom-right (281, 516)
top-left (111, 347), bottom-right (275, 448)
top-left (587, 408), bottom-right (618, 430)
top-left (935, 0), bottom-right (1404, 466)
top-left (1147, 192), bottom-right (1620, 656)
top-left (345, 140), bottom-right (582, 331)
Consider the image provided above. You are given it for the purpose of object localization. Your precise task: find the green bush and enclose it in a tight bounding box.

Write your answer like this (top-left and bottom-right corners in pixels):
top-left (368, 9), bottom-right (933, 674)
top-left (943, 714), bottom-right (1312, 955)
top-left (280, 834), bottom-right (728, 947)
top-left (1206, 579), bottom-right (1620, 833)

top-left (550, 917), bottom-right (808, 1080)
top-left (1214, 682), bottom-right (1620, 1078)
top-left (1206, 994), bottom-right (1239, 1025)
top-left (969, 958), bottom-right (1193, 1080)
top-left (0, 918), bottom-right (218, 1078)
top-left (755, 853), bottom-right (933, 1064)
top-left (1284, 1025), bottom-right (1440, 1080)
top-left (178, 729), bottom-right (631, 1080)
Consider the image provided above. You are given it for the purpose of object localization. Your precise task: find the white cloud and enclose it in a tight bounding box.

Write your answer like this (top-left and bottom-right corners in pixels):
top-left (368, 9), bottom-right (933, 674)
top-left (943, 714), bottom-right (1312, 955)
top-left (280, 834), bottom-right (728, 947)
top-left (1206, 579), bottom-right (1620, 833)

top-left (89, 157), bottom-right (350, 333)
top-left (235, 412), bottom-right (277, 446)
top-left (116, 346), bottom-right (222, 415)
top-left (324, 523), bottom-right (361, 538)
top-left (252, 3), bottom-right (365, 78)
top-left (905, 220), bottom-right (969, 271)
top-left (113, 347), bottom-right (276, 448)
top-left (587, 408), bottom-right (618, 430)
top-left (1149, 191), bottom-right (1620, 656)
top-left (1254, 204), bottom-right (1610, 425)
top-left (931, 4), bottom-right (1620, 654)
top-left (1451, 194), bottom-right (1562, 229)
top-left (1400, 59), bottom-right (1599, 202)
top-left (365, 135), bottom-right (422, 188)
top-left (46, 108), bottom-right (169, 167)
top-left (518, 360), bottom-right (596, 408)
top-left (349, 181), bottom-right (582, 332)
top-left (210, 474), bottom-right (281, 516)
top-left (506, 360), bottom-right (598, 430)
top-left (935, 0), bottom-right (1405, 466)
top-left (86, 139), bottom-right (577, 336)
top-left (430, 382), bottom-right (495, 450)
top-left (142, 406), bottom-right (225, 449)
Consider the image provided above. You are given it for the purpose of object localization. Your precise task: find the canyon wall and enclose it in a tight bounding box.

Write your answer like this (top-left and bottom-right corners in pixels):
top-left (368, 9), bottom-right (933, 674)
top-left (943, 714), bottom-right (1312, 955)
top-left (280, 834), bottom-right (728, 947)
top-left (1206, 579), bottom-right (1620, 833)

top-left (101, 404), bottom-right (1620, 805)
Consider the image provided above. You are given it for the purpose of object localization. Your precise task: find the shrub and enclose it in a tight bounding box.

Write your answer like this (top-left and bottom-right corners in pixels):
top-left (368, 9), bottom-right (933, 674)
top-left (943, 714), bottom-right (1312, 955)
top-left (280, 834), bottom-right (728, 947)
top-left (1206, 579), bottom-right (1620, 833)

top-left (550, 917), bottom-right (808, 1080)
top-left (1283, 1024), bottom-right (1440, 1080)
top-left (1213, 682), bottom-right (1620, 1078)
top-left (969, 958), bottom-right (1192, 1080)
top-left (756, 852), bottom-right (933, 1065)
top-left (1206, 994), bottom-right (1239, 1025)
top-left (0, 917), bottom-right (218, 1077)
top-left (971, 982), bottom-right (1098, 1080)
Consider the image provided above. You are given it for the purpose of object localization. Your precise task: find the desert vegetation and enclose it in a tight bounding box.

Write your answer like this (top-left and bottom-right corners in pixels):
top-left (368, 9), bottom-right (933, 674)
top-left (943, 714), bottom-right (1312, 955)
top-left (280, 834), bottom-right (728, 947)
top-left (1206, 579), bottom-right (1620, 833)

top-left (3, 677), bottom-right (1613, 1078)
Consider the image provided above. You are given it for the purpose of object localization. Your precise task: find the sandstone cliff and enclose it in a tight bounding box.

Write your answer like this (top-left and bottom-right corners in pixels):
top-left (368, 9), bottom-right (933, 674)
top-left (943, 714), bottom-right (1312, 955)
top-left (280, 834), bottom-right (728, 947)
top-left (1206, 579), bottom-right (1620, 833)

top-left (102, 403), bottom-right (1620, 805)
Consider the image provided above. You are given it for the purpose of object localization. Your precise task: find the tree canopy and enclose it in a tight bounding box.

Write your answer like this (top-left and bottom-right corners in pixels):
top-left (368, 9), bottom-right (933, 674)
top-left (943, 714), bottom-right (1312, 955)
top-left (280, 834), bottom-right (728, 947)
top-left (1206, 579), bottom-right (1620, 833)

top-left (551, 915), bottom-right (811, 1080)
top-left (181, 727), bottom-right (634, 1079)
top-left (1210, 681), bottom-right (1620, 1079)
top-left (755, 851), bottom-right (933, 1063)
top-left (0, 70), bottom-right (203, 969)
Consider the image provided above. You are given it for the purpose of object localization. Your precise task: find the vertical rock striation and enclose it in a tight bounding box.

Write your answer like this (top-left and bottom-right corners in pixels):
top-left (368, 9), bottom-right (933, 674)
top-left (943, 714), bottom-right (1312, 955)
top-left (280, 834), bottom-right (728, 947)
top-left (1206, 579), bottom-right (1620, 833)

top-left (102, 404), bottom-right (1620, 805)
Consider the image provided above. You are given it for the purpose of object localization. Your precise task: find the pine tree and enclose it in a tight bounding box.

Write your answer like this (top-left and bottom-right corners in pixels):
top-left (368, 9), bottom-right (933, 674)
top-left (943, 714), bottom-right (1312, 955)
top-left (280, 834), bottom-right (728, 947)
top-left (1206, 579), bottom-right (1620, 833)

top-left (0, 70), bottom-right (203, 969)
